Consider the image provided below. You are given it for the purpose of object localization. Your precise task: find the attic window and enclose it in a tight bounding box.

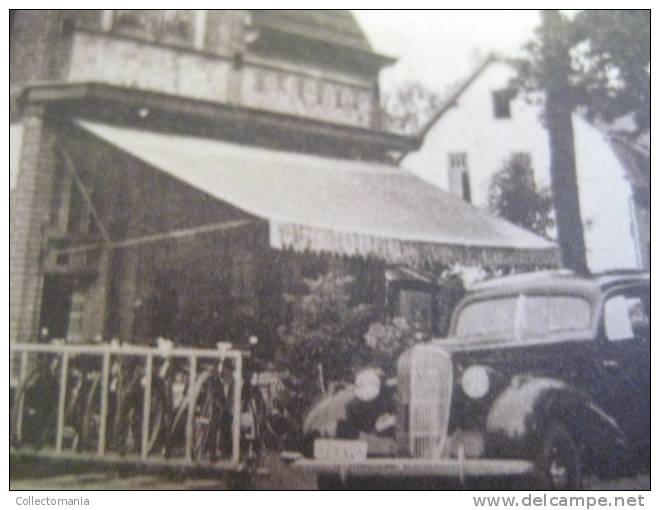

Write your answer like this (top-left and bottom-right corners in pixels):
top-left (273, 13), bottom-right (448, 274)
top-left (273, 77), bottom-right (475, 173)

top-left (492, 89), bottom-right (513, 119)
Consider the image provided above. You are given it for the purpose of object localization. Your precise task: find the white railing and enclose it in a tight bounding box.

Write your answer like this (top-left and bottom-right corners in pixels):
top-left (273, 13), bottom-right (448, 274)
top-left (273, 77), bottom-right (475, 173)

top-left (10, 342), bottom-right (245, 469)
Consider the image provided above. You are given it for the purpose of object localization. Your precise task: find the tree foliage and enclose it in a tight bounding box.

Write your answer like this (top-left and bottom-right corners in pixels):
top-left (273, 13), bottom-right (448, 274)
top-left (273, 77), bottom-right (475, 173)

top-left (488, 154), bottom-right (554, 238)
top-left (514, 10), bottom-right (650, 136)
top-left (571, 10), bottom-right (650, 134)
top-left (380, 81), bottom-right (445, 135)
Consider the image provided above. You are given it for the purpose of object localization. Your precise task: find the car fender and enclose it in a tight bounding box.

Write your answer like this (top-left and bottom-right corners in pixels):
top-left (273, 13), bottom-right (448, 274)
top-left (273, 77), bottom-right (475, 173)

top-left (303, 386), bottom-right (355, 437)
top-left (485, 375), bottom-right (625, 459)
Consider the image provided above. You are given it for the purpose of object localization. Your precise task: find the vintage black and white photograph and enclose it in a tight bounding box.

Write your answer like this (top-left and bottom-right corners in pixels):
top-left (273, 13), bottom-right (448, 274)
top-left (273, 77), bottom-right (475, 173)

top-left (8, 8), bottom-right (650, 491)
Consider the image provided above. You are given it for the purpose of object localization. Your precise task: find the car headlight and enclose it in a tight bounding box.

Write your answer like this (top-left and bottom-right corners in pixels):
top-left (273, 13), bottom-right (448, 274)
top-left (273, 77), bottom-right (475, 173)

top-left (461, 365), bottom-right (490, 399)
top-left (354, 368), bottom-right (381, 402)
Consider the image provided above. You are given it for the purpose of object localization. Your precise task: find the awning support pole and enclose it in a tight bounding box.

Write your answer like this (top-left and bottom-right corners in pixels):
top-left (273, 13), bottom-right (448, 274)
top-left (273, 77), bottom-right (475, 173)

top-left (51, 219), bottom-right (256, 256)
top-left (58, 145), bottom-right (110, 243)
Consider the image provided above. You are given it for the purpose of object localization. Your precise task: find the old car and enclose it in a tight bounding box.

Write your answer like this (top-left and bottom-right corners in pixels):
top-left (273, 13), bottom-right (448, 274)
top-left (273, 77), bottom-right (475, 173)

top-left (291, 270), bottom-right (650, 489)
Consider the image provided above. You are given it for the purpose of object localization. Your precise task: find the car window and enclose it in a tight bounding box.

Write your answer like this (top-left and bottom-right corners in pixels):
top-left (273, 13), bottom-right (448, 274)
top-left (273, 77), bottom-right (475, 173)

top-left (454, 295), bottom-right (591, 342)
top-left (522, 296), bottom-right (591, 336)
top-left (604, 291), bottom-right (650, 342)
top-left (454, 297), bottom-right (517, 340)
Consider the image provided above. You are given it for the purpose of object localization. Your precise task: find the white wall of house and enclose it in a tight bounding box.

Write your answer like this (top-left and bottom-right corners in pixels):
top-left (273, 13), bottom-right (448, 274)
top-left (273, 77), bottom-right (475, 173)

top-left (402, 60), bottom-right (641, 272)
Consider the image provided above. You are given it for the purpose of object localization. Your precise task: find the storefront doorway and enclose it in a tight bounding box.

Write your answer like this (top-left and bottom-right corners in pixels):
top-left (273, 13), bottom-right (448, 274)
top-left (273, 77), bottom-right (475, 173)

top-left (38, 274), bottom-right (73, 342)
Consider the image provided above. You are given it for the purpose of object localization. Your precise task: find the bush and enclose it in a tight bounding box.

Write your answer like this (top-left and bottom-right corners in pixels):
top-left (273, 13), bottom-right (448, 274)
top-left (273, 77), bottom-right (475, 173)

top-left (275, 271), bottom-right (376, 423)
top-left (364, 317), bottom-right (417, 376)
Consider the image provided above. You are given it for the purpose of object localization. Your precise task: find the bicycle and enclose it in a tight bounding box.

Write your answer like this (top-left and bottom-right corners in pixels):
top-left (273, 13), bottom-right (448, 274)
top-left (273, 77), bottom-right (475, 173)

top-left (165, 338), bottom-right (290, 465)
top-left (11, 340), bottom-right (99, 450)
top-left (109, 340), bottom-right (183, 456)
top-left (165, 355), bottom-right (225, 462)
top-left (91, 338), bottom-right (191, 457)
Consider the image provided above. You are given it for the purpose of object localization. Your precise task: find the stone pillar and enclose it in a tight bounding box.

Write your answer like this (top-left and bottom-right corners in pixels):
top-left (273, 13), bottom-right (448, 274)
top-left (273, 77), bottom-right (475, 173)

top-left (116, 164), bottom-right (144, 343)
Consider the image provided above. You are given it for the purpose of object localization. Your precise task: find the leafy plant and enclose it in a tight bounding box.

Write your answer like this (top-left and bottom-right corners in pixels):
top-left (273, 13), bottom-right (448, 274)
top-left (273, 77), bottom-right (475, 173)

top-left (275, 271), bottom-right (376, 422)
top-left (364, 317), bottom-right (416, 376)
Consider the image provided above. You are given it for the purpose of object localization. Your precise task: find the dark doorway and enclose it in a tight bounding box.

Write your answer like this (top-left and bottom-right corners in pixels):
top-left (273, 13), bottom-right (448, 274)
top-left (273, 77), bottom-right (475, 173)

top-left (38, 274), bottom-right (74, 341)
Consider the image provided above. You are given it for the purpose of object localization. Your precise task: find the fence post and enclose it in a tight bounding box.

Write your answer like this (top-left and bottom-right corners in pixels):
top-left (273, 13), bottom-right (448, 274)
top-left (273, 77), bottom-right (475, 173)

top-left (231, 352), bottom-right (242, 465)
top-left (56, 352), bottom-right (69, 453)
top-left (141, 354), bottom-right (153, 460)
top-left (98, 350), bottom-right (111, 455)
top-left (185, 354), bottom-right (197, 462)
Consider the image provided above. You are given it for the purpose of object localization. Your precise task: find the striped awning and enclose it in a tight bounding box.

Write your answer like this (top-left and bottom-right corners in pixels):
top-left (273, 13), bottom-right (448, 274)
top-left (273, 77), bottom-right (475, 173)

top-left (75, 120), bottom-right (558, 268)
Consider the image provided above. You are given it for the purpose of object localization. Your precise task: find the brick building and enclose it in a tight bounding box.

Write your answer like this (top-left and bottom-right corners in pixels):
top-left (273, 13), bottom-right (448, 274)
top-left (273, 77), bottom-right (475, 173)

top-left (9, 11), bottom-right (557, 365)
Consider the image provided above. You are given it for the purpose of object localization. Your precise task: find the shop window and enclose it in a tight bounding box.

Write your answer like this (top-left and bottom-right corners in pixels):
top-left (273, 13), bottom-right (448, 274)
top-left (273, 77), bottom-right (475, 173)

top-left (232, 253), bottom-right (255, 300)
top-left (492, 89), bottom-right (513, 119)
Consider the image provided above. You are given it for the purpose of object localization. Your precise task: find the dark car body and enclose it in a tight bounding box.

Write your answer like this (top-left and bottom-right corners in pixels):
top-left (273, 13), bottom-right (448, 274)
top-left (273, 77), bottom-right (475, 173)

top-left (295, 270), bottom-right (650, 488)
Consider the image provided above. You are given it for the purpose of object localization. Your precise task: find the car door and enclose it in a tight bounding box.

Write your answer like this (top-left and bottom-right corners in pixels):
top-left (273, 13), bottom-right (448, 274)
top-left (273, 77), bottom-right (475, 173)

top-left (597, 284), bottom-right (650, 459)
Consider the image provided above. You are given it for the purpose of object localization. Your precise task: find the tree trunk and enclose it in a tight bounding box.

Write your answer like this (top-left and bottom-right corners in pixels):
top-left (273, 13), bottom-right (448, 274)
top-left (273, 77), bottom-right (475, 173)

top-left (541, 11), bottom-right (589, 274)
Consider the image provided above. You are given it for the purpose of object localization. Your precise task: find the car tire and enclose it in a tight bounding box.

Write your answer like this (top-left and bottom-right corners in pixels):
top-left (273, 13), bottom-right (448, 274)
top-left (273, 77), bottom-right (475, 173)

top-left (536, 421), bottom-right (583, 490)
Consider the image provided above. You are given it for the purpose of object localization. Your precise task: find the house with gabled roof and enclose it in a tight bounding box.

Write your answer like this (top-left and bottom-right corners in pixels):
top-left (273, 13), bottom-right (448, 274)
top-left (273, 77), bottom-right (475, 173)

top-left (400, 56), bottom-right (649, 273)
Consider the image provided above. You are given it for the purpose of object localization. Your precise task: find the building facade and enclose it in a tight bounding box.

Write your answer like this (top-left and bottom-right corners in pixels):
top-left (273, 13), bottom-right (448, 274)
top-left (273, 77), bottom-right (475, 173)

top-left (10, 11), bottom-right (557, 362)
top-left (402, 58), bottom-right (650, 273)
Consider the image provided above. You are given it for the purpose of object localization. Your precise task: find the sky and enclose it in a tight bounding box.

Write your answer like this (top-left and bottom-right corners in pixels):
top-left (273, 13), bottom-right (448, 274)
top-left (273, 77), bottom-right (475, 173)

top-left (353, 10), bottom-right (541, 96)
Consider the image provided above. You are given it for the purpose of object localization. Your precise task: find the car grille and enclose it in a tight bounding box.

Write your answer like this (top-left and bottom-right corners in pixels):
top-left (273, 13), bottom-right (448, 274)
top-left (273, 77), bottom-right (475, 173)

top-left (396, 344), bottom-right (453, 458)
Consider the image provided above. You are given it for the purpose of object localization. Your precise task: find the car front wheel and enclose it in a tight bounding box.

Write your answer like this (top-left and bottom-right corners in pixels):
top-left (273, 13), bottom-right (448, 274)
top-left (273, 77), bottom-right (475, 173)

top-left (536, 421), bottom-right (583, 490)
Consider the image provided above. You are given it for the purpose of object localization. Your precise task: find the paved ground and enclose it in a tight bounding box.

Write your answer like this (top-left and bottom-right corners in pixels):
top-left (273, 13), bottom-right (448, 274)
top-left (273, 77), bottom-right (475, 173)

top-left (9, 453), bottom-right (316, 490)
top-left (10, 454), bottom-right (649, 490)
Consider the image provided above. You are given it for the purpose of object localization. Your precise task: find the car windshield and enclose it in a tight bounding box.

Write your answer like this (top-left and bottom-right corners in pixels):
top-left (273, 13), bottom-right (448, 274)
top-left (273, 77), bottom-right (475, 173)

top-left (453, 294), bottom-right (592, 342)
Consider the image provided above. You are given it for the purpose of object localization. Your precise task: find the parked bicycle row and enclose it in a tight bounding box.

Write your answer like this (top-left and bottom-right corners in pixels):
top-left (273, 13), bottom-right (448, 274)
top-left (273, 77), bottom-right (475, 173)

top-left (10, 338), bottom-right (292, 468)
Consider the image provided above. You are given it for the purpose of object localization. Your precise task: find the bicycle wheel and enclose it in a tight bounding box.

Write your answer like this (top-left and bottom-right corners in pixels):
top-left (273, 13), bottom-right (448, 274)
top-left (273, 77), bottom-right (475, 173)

top-left (11, 368), bottom-right (59, 448)
top-left (63, 368), bottom-right (90, 449)
top-left (260, 412), bottom-right (292, 453)
top-left (190, 373), bottom-right (222, 462)
top-left (81, 372), bottom-right (117, 451)
top-left (248, 388), bottom-right (290, 455)
top-left (163, 383), bottom-right (191, 458)
top-left (113, 377), bottom-right (166, 455)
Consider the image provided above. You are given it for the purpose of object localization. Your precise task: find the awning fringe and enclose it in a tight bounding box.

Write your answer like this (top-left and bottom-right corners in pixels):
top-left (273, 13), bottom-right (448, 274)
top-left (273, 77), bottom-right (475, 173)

top-left (271, 223), bottom-right (559, 267)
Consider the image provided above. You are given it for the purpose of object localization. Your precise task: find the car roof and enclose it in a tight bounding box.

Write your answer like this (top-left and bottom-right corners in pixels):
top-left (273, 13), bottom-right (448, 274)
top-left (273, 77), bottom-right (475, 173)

top-left (467, 269), bottom-right (649, 301)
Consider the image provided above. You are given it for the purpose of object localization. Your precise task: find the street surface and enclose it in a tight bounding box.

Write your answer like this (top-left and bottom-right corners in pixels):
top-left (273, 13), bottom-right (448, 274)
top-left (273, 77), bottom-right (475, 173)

top-left (10, 454), bottom-right (649, 490)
